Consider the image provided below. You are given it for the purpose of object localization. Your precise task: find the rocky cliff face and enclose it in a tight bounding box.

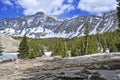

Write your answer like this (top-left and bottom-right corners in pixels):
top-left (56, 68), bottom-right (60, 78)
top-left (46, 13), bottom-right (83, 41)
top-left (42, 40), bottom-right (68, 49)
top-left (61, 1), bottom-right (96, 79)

top-left (0, 11), bottom-right (118, 38)
top-left (0, 34), bottom-right (19, 52)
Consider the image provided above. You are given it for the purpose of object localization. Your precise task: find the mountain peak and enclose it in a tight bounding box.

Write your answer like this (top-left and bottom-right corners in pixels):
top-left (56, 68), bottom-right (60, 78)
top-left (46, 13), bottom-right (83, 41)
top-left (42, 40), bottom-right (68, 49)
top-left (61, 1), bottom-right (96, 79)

top-left (0, 10), bottom-right (118, 38)
top-left (35, 12), bottom-right (46, 16)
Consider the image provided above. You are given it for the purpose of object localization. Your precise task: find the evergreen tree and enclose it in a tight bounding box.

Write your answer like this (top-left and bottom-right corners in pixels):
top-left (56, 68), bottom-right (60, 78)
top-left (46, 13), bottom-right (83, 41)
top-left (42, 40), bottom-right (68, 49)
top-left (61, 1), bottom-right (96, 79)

top-left (53, 40), bottom-right (60, 56)
top-left (71, 46), bottom-right (78, 56)
top-left (80, 39), bottom-right (85, 55)
top-left (52, 39), bottom-right (67, 57)
top-left (0, 42), bottom-right (3, 55)
top-left (84, 22), bottom-right (90, 54)
top-left (64, 39), bottom-right (68, 57)
top-left (18, 34), bottom-right (30, 59)
top-left (28, 49), bottom-right (36, 59)
top-left (117, 0), bottom-right (120, 29)
top-left (37, 45), bottom-right (44, 57)
top-left (107, 32), bottom-right (117, 52)
top-left (87, 36), bottom-right (98, 54)
top-left (101, 33), bottom-right (107, 52)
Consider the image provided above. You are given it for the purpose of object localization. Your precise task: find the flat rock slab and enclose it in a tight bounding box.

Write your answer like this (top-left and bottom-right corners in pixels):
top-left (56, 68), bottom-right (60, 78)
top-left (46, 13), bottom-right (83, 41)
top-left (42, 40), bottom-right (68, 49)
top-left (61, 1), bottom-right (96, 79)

top-left (0, 53), bottom-right (120, 80)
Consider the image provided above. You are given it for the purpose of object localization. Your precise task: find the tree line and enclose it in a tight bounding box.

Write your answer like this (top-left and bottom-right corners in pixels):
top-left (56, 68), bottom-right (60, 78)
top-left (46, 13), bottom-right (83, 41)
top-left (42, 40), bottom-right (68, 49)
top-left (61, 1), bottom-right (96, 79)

top-left (17, 28), bottom-right (120, 59)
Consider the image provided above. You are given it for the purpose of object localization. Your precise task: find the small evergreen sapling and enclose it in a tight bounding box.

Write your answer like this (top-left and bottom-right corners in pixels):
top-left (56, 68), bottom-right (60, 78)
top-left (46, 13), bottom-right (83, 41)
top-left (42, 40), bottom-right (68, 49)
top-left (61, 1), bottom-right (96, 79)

top-left (0, 42), bottom-right (3, 55)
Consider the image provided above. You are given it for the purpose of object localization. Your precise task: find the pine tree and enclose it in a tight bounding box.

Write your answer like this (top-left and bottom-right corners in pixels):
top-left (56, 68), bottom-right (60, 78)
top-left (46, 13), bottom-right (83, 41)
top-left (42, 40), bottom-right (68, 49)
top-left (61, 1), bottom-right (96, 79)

top-left (52, 39), bottom-right (67, 57)
top-left (117, 0), bottom-right (120, 29)
top-left (101, 33), bottom-right (107, 52)
top-left (88, 36), bottom-right (98, 54)
top-left (84, 22), bottom-right (90, 54)
top-left (28, 49), bottom-right (36, 59)
top-left (80, 39), bottom-right (85, 55)
top-left (53, 40), bottom-right (60, 56)
top-left (64, 39), bottom-right (68, 57)
top-left (71, 46), bottom-right (78, 56)
top-left (0, 42), bottom-right (3, 55)
top-left (18, 34), bottom-right (30, 59)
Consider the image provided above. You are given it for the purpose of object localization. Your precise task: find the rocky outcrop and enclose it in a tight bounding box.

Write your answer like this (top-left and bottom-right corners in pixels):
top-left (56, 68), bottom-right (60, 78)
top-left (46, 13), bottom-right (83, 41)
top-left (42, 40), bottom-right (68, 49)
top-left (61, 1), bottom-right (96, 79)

top-left (0, 34), bottom-right (19, 52)
top-left (0, 53), bottom-right (120, 80)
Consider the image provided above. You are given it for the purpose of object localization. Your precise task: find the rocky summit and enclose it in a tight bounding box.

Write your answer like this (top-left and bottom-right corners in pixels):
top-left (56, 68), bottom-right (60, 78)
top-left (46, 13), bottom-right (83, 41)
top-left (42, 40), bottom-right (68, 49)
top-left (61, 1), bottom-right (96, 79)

top-left (0, 10), bottom-right (118, 38)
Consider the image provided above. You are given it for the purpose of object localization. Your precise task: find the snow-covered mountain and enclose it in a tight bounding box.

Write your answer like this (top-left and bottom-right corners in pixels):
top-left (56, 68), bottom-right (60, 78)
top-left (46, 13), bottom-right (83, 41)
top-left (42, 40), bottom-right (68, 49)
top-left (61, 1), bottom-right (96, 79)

top-left (0, 11), bottom-right (118, 38)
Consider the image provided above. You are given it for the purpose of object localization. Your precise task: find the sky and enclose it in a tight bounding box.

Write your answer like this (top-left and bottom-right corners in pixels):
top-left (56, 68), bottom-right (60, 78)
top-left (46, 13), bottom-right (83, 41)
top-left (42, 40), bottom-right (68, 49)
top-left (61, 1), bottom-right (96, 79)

top-left (0, 0), bottom-right (117, 20)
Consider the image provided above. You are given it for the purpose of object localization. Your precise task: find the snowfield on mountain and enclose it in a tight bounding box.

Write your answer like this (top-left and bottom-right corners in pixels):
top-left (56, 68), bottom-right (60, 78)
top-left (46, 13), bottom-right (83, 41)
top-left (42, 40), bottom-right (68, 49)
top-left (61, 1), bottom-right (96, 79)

top-left (0, 11), bottom-right (118, 38)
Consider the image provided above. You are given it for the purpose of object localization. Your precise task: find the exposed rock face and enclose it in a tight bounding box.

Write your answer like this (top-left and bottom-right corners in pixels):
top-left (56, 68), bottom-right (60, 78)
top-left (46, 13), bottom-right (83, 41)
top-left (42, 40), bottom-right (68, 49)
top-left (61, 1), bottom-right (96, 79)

top-left (0, 34), bottom-right (19, 52)
top-left (0, 10), bottom-right (118, 38)
top-left (0, 53), bottom-right (120, 80)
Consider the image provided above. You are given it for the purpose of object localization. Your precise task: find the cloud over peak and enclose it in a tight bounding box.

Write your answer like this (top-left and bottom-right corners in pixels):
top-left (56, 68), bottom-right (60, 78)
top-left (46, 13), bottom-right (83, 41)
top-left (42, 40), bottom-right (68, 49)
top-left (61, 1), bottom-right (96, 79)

top-left (78, 0), bottom-right (117, 15)
top-left (0, 0), bottom-right (118, 18)
top-left (15, 0), bottom-right (74, 15)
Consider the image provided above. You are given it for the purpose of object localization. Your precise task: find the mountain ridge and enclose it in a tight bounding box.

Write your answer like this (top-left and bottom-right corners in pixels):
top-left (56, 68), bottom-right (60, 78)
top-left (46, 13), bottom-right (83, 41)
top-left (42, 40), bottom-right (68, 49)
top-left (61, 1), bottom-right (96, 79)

top-left (0, 10), bottom-right (118, 38)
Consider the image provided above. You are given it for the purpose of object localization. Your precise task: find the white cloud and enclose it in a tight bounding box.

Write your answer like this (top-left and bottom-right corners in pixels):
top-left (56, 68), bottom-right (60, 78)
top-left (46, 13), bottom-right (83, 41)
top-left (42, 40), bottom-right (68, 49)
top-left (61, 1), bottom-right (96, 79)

top-left (14, 0), bottom-right (74, 16)
top-left (52, 0), bottom-right (64, 6)
top-left (67, 0), bottom-right (73, 3)
top-left (52, 4), bottom-right (74, 15)
top-left (78, 0), bottom-right (117, 15)
top-left (1, 0), bottom-right (13, 6)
